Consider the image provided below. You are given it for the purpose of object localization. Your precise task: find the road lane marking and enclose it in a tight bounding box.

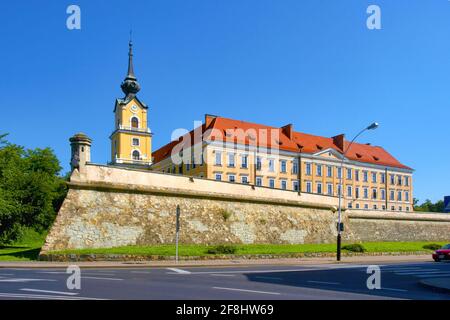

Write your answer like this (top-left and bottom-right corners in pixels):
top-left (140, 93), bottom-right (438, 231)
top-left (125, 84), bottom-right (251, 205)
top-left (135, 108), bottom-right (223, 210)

top-left (0, 292), bottom-right (104, 300)
top-left (21, 288), bottom-right (79, 296)
top-left (0, 278), bottom-right (57, 283)
top-left (212, 287), bottom-right (281, 295)
top-left (180, 268), bottom-right (319, 275)
top-left (210, 274), bottom-right (236, 277)
top-left (395, 270), bottom-right (443, 275)
top-left (415, 273), bottom-right (450, 278)
top-left (166, 268), bottom-right (191, 274)
top-left (82, 276), bottom-right (123, 281)
top-left (382, 287), bottom-right (408, 292)
top-left (307, 280), bottom-right (340, 285)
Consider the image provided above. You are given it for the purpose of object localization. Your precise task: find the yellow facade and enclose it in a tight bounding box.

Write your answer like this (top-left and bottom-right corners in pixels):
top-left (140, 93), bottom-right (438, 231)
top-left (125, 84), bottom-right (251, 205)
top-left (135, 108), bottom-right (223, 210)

top-left (152, 143), bottom-right (413, 212)
top-left (110, 97), bottom-right (152, 167)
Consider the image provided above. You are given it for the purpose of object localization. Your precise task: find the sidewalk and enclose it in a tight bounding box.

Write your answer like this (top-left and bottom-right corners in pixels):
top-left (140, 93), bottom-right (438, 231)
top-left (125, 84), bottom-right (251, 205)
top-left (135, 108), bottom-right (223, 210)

top-left (0, 254), bottom-right (432, 269)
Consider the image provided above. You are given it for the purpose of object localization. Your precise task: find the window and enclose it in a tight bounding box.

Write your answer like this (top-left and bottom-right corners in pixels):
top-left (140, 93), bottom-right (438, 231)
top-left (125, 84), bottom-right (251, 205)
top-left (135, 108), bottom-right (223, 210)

top-left (348, 203), bottom-right (353, 209)
top-left (256, 157), bottom-right (262, 171)
top-left (327, 166), bottom-right (332, 178)
top-left (398, 206), bottom-right (402, 211)
top-left (406, 206), bottom-right (410, 211)
top-left (281, 180), bottom-right (287, 190)
top-left (228, 153), bottom-right (235, 167)
top-left (355, 187), bottom-right (360, 199)
top-left (363, 187), bottom-right (368, 199)
top-left (397, 191), bottom-right (402, 201)
top-left (405, 191), bottom-right (410, 202)
top-left (372, 172), bottom-right (377, 183)
top-left (269, 179), bottom-right (275, 188)
top-left (280, 160), bottom-right (287, 173)
top-left (241, 155), bottom-right (248, 168)
top-left (268, 159), bottom-right (275, 172)
top-left (305, 163), bottom-right (312, 176)
top-left (391, 206), bottom-right (395, 211)
top-left (306, 181), bottom-right (312, 193)
top-left (292, 160), bottom-right (299, 174)
top-left (241, 176), bottom-right (249, 184)
top-left (382, 205), bottom-right (386, 210)
top-left (186, 163), bottom-right (190, 171)
top-left (397, 175), bottom-right (402, 186)
top-left (131, 117), bottom-right (139, 128)
top-left (132, 138), bottom-right (139, 146)
top-left (356, 203), bottom-right (360, 209)
top-left (346, 168), bottom-right (352, 180)
top-left (390, 190), bottom-right (395, 201)
top-left (381, 173), bottom-right (386, 184)
top-left (327, 183), bottom-right (333, 196)
top-left (373, 205), bottom-right (378, 210)
top-left (215, 152), bottom-right (222, 165)
top-left (363, 171), bottom-right (368, 182)
top-left (347, 185), bottom-right (352, 197)
top-left (364, 204), bottom-right (369, 209)
top-left (337, 167), bottom-right (342, 179)
top-left (316, 164), bottom-right (322, 177)
top-left (390, 174), bottom-right (395, 185)
top-left (256, 177), bottom-right (262, 186)
top-left (355, 170), bottom-right (360, 182)
top-left (215, 173), bottom-right (222, 181)
top-left (381, 189), bottom-right (386, 200)
top-left (228, 174), bottom-right (236, 183)
top-left (317, 183), bottom-right (323, 194)
top-left (132, 150), bottom-right (140, 160)
top-left (405, 176), bottom-right (410, 187)
top-left (372, 188), bottom-right (377, 200)
top-left (293, 181), bottom-right (299, 191)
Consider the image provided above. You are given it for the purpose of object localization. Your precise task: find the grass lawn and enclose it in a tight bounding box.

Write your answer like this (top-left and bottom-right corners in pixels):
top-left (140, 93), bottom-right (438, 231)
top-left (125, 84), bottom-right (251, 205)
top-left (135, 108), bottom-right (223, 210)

top-left (48, 241), bottom-right (447, 257)
top-left (0, 229), bottom-right (47, 261)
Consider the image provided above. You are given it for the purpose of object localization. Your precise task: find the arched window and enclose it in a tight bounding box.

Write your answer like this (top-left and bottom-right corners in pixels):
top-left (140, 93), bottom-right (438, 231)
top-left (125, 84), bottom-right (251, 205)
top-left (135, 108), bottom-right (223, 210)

top-left (131, 117), bottom-right (139, 128)
top-left (132, 150), bottom-right (140, 161)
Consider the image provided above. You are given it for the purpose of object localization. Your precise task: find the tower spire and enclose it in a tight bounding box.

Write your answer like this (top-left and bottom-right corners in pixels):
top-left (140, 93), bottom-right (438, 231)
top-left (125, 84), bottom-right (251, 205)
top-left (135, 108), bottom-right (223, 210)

top-left (121, 36), bottom-right (141, 99)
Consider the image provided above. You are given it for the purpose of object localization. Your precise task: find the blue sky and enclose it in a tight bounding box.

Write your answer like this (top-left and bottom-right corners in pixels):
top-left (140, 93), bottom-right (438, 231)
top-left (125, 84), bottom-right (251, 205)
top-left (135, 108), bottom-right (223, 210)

top-left (0, 0), bottom-right (449, 202)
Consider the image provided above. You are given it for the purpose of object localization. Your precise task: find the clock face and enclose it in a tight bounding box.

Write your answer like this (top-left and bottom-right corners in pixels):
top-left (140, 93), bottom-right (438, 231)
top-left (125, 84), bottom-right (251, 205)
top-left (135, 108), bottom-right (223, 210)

top-left (131, 105), bottom-right (138, 112)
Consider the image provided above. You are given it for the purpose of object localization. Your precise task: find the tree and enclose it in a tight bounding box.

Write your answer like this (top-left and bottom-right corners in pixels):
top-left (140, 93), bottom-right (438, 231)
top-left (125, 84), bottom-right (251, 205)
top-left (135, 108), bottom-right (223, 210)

top-left (0, 134), bottom-right (67, 244)
top-left (414, 198), bottom-right (445, 213)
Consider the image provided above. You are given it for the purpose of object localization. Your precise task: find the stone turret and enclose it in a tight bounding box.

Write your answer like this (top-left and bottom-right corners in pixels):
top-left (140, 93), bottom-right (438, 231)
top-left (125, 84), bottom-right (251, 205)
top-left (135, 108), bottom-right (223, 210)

top-left (70, 133), bottom-right (92, 172)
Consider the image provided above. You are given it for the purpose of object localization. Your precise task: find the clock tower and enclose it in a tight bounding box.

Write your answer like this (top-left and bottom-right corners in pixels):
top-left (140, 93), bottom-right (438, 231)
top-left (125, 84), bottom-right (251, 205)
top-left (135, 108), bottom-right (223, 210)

top-left (109, 41), bottom-right (152, 168)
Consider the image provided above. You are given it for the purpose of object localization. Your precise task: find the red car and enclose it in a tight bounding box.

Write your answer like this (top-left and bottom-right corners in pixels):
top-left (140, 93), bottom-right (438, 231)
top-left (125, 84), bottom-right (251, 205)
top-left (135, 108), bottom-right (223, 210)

top-left (432, 244), bottom-right (450, 262)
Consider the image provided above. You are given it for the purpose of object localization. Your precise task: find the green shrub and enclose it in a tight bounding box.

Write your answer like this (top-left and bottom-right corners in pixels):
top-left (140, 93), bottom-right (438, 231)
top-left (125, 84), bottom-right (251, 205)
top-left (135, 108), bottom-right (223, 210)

top-left (219, 209), bottom-right (232, 221)
top-left (206, 245), bottom-right (237, 255)
top-left (342, 243), bottom-right (366, 253)
top-left (423, 244), bottom-right (442, 251)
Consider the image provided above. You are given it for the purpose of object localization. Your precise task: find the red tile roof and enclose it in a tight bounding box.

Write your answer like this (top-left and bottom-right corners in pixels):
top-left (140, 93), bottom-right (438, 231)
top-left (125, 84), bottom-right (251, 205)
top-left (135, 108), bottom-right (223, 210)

top-left (152, 115), bottom-right (412, 170)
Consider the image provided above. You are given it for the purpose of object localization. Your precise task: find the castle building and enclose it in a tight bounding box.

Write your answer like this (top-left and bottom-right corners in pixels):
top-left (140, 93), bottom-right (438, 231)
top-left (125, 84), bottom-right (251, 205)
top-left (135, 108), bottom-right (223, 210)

top-left (109, 41), bottom-right (152, 168)
top-left (151, 114), bottom-right (414, 212)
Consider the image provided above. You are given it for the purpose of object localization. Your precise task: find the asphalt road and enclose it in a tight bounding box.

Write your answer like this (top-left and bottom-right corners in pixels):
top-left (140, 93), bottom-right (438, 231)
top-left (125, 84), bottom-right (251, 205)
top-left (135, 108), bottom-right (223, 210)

top-left (0, 261), bottom-right (449, 300)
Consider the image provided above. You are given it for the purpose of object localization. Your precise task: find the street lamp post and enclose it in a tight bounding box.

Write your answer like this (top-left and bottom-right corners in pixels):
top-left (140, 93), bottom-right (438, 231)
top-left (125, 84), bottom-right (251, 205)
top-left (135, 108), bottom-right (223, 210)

top-left (337, 122), bottom-right (379, 261)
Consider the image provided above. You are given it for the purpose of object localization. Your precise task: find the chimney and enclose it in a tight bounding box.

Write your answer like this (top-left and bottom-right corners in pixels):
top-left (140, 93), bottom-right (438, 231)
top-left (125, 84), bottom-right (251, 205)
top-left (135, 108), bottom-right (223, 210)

top-left (332, 134), bottom-right (345, 151)
top-left (205, 114), bottom-right (218, 128)
top-left (281, 124), bottom-right (293, 140)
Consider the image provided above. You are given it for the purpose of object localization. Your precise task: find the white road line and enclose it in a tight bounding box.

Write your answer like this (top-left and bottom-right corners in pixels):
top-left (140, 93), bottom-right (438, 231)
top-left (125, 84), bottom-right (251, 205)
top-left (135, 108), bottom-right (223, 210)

top-left (382, 287), bottom-right (408, 292)
top-left (0, 292), bottom-right (104, 300)
top-left (213, 287), bottom-right (281, 295)
top-left (82, 276), bottom-right (123, 281)
top-left (166, 268), bottom-right (192, 274)
top-left (415, 273), bottom-right (450, 278)
top-left (382, 268), bottom-right (426, 272)
top-left (0, 278), bottom-right (57, 283)
top-left (21, 288), bottom-right (79, 296)
top-left (181, 268), bottom-right (319, 275)
top-left (210, 274), bottom-right (236, 277)
top-left (395, 271), bottom-right (443, 275)
top-left (38, 271), bottom-right (67, 274)
top-left (307, 280), bottom-right (341, 285)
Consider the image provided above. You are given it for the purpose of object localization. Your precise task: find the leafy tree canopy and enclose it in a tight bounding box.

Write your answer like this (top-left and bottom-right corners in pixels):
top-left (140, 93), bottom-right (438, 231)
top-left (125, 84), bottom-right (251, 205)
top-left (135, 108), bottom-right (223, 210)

top-left (0, 133), bottom-right (67, 244)
top-left (414, 198), bottom-right (445, 213)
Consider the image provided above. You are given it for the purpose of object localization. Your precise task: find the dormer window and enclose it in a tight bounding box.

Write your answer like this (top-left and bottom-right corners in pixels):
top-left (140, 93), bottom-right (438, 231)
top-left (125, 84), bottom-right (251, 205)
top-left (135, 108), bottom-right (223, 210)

top-left (316, 144), bottom-right (323, 150)
top-left (356, 153), bottom-right (362, 158)
top-left (373, 156), bottom-right (379, 161)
